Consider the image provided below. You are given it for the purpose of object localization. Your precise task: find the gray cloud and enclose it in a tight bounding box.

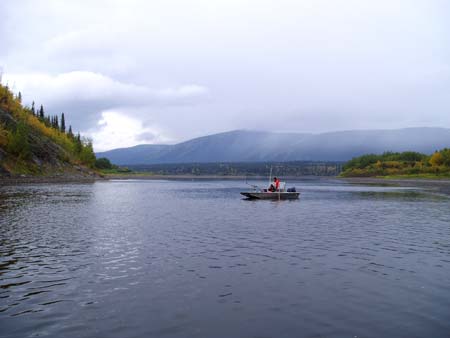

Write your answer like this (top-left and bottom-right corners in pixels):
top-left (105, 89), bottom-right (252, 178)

top-left (135, 131), bottom-right (157, 142)
top-left (1, 0), bottom-right (450, 150)
top-left (5, 71), bottom-right (208, 130)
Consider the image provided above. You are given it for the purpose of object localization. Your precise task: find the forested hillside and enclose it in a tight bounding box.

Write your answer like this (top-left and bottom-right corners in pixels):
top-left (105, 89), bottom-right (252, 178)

top-left (340, 150), bottom-right (450, 177)
top-left (0, 83), bottom-right (97, 177)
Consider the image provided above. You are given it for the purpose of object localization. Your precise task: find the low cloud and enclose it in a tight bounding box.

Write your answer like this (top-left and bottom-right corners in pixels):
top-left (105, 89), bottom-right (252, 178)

top-left (4, 71), bottom-right (209, 130)
top-left (135, 131), bottom-right (157, 142)
top-left (89, 111), bottom-right (171, 152)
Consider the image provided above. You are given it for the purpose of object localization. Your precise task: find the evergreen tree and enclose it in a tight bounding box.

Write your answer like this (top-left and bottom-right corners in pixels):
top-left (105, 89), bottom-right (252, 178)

top-left (75, 133), bottom-right (82, 153)
top-left (31, 101), bottom-right (35, 116)
top-left (39, 104), bottom-right (45, 119)
top-left (95, 157), bottom-right (113, 169)
top-left (55, 115), bottom-right (59, 129)
top-left (68, 125), bottom-right (73, 138)
top-left (60, 113), bottom-right (66, 133)
top-left (17, 92), bottom-right (22, 103)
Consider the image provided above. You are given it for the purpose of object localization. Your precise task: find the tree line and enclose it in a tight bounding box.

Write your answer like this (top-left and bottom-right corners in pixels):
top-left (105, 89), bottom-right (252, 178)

top-left (127, 161), bottom-right (344, 176)
top-left (341, 150), bottom-right (450, 177)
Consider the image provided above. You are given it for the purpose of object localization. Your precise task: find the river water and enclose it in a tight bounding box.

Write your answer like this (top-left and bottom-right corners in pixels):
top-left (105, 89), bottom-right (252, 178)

top-left (0, 179), bottom-right (449, 338)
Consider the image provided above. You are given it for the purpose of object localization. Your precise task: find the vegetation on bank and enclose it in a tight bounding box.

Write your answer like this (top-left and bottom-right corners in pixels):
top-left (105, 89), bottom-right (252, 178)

top-left (125, 161), bottom-right (343, 177)
top-left (94, 157), bottom-right (115, 170)
top-left (94, 157), bottom-right (134, 174)
top-left (0, 83), bottom-right (96, 175)
top-left (340, 150), bottom-right (450, 178)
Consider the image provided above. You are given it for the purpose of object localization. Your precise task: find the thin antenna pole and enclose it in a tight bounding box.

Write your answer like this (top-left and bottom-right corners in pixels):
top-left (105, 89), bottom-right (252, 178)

top-left (269, 165), bottom-right (272, 186)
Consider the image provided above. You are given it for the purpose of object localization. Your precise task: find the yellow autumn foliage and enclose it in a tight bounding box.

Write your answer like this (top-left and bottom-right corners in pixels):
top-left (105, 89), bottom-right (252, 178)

top-left (25, 114), bottom-right (75, 154)
top-left (0, 85), bottom-right (23, 118)
top-left (1, 82), bottom-right (96, 168)
top-left (429, 152), bottom-right (443, 167)
top-left (342, 150), bottom-right (450, 177)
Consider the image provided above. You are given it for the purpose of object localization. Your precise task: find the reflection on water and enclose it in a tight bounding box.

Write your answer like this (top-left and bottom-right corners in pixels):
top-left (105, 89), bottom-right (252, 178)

top-left (0, 179), bottom-right (449, 338)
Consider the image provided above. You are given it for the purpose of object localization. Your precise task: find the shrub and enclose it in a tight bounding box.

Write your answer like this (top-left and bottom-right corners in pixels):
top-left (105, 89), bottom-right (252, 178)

top-left (341, 149), bottom-right (450, 177)
top-left (440, 148), bottom-right (450, 166)
top-left (79, 138), bottom-right (96, 167)
top-left (95, 157), bottom-right (113, 169)
top-left (0, 123), bottom-right (8, 147)
top-left (429, 152), bottom-right (443, 167)
top-left (7, 121), bottom-right (30, 159)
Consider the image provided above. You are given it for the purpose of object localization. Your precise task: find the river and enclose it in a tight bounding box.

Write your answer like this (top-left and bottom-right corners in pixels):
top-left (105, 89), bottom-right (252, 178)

top-left (0, 178), bottom-right (449, 338)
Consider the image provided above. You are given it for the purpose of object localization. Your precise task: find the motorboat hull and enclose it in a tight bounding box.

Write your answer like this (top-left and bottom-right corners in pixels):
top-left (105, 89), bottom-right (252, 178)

top-left (240, 192), bottom-right (300, 200)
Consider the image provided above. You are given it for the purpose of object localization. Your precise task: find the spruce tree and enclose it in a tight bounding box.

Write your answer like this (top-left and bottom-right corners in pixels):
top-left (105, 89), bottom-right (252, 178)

top-left (17, 92), bottom-right (22, 103)
top-left (39, 104), bottom-right (45, 119)
top-left (60, 113), bottom-right (66, 133)
top-left (31, 101), bottom-right (35, 116)
top-left (68, 125), bottom-right (73, 138)
top-left (75, 133), bottom-right (82, 153)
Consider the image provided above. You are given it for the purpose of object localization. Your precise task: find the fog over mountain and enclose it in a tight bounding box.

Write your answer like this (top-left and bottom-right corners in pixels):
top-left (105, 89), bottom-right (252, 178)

top-left (96, 128), bottom-right (450, 165)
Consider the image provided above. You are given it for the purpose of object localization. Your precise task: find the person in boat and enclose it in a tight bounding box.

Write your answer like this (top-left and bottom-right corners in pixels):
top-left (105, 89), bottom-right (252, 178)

top-left (268, 177), bottom-right (280, 192)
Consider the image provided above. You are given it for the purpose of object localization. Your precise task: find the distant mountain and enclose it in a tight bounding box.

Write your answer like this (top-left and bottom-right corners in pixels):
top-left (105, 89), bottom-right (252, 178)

top-left (96, 144), bottom-right (171, 166)
top-left (96, 128), bottom-right (450, 165)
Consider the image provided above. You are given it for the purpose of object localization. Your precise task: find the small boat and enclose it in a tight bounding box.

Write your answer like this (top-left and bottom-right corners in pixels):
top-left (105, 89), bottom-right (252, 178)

top-left (240, 169), bottom-right (300, 200)
top-left (240, 190), bottom-right (300, 200)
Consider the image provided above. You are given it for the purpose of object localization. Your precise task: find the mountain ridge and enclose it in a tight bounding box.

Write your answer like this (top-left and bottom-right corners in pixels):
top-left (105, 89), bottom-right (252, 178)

top-left (96, 127), bottom-right (450, 165)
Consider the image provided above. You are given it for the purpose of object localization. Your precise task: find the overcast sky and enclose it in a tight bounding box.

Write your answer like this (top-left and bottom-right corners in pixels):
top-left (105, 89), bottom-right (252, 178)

top-left (1, 0), bottom-right (449, 151)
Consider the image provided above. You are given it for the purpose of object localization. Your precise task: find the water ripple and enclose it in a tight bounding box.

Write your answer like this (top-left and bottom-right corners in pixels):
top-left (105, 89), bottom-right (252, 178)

top-left (1, 180), bottom-right (449, 338)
